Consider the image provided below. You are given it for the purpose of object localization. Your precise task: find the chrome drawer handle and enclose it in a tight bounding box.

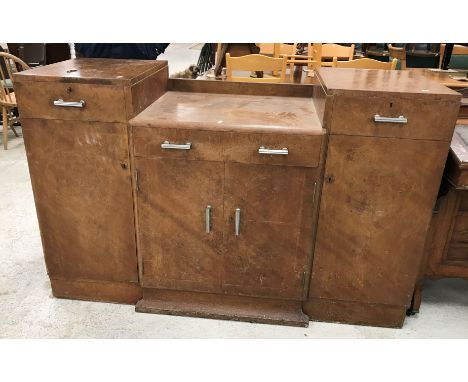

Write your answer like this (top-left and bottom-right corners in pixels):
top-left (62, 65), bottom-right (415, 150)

top-left (53, 99), bottom-right (86, 108)
top-left (161, 141), bottom-right (192, 150)
top-left (374, 114), bottom-right (407, 124)
top-left (234, 208), bottom-right (241, 236)
top-left (205, 205), bottom-right (212, 233)
top-left (258, 146), bottom-right (289, 155)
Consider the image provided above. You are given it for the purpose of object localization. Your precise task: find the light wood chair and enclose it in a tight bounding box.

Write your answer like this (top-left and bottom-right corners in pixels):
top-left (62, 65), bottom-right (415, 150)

top-left (322, 43), bottom-right (355, 66)
top-left (225, 53), bottom-right (287, 83)
top-left (0, 52), bottom-right (30, 150)
top-left (388, 44), bottom-right (406, 70)
top-left (280, 43), bottom-right (321, 81)
top-left (332, 57), bottom-right (398, 70)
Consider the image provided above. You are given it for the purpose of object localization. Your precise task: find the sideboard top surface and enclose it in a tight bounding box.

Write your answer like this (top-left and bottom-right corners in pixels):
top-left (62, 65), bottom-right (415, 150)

top-left (130, 91), bottom-right (324, 135)
top-left (14, 58), bottom-right (167, 85)
top-left (317, 67), bottom-right (461, 100)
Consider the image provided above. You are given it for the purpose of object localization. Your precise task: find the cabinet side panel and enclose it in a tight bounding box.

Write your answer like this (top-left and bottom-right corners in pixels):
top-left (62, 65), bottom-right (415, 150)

top-left (22, 118), bottom-right (138, 283)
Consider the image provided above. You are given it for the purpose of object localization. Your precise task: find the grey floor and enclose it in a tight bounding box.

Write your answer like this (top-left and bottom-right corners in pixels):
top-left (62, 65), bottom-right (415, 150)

top-left (1, 132), bottom-right (468, 338)
top-left (1, 44), bottom-right (468, 338)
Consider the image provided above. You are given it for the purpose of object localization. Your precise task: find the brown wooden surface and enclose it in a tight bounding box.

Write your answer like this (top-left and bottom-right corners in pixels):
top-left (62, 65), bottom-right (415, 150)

top-left (310, 135), bottom-right (450, 308)
top-left (51, 278), bottom-right (142, 305)
top-left (130, 91), bottom-right (323, 135)
top-left (303, 298), bottom-right (406, 328)
top-left (167, 78), bottom-right (315, 97)
top-left (137, 288), bottom-right (309, 327)
top-left (136, 157), bottom-right (224, 293)
top-left (13, 58), bottom-right (167, 85)
top-left (316, 67), bottom-right (461, 100)
top-left (424, 187), bottom-right (468, 279)
top-left (13, 59), bottom-right (168, 305)
top-left (22, 119), bottom-right (139, 282)
top-left (14, 81), bottom-right (128, 122)
top-left (408, 68), bottom-right (468, 89)
top-left (133, 127), bottom-right (225, 162)
top-left (331, 95), bottom-right (460, 141)
top-left (222, 163), bottom-right (317, 300)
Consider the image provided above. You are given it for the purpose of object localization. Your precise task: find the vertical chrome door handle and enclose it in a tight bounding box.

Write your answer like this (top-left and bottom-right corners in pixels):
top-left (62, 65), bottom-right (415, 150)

top-left (234, 208), bottom-right (241, 236)
top-left (205, 205), bottom-right (211, 233)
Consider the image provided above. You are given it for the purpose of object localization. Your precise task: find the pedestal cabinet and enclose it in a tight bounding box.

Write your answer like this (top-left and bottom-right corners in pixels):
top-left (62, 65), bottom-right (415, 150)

top-left (304, 68), bottom-right (461, 327)
top-left (13, 59), bottom-right (168, 303)
top-left (130, 91), bottom-right (325, 326)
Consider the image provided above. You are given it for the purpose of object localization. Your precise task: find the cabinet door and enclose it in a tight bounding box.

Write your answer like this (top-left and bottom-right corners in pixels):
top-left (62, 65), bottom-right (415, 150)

top-left (223, 162), bottom-right (317, 300)
top-left (310, 135), bottom-right (449, 306)
top-left (136, 158), bottom-right (224, 293)
top-left (22, 119), bottom-right (138, 283)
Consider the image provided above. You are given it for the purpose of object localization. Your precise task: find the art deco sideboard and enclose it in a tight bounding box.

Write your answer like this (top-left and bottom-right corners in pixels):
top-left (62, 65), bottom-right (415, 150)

top-left (13, 59), bottom-right (461, 328)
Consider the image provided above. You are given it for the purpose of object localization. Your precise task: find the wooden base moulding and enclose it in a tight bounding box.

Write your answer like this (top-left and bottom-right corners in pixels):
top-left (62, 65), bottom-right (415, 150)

top-left (50, 278), bottom-right (142, 305)
top-left (136, 289), bottom-right (309, 327)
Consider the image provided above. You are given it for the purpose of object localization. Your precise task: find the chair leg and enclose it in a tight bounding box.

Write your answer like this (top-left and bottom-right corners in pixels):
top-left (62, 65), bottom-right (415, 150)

top-left (2, 106), bottom-right (8, 150)
top-left (11, 125), bottom-right (19, 138)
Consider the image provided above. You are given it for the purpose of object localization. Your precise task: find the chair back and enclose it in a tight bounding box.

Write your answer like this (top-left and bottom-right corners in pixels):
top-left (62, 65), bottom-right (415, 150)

top-left (388, 44), bottom-right (406, 70)
top-left (0, 52), bottom-right (30, 106)
top-left (332, 57), bottom-right (397, 70)
top-left (226, 53), bottom-right (287, 83)
top-left (322, 43), bottom-right (355, 60)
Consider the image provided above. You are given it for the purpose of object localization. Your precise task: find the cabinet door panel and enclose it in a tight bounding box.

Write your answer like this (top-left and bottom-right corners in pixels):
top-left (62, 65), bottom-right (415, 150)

top-left (136, 158), bottom-right (223, 293)
top-left (310, 135), bottom-right (449, 306)
top-left (223, 163), bottom-right (317, 300)
top-left (22, 118), bottom-right (138, 282)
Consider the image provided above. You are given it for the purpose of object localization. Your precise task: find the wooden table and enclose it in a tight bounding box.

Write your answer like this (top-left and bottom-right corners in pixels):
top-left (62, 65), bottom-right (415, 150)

top-left (408, 68), bottom-right (468, 89)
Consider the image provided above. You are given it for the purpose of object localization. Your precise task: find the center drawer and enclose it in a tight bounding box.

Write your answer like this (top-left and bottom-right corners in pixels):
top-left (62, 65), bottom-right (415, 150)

top-left (132, 126), bottom-right (323, 167)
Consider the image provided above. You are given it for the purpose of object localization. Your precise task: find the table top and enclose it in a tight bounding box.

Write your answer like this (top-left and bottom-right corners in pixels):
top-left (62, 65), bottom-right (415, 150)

top-left (130, 91), bottom-right (323, 135)
top-left (14, 58), bottom-right (167, 85)
top-left (408, 68), bottom-right (468, 89)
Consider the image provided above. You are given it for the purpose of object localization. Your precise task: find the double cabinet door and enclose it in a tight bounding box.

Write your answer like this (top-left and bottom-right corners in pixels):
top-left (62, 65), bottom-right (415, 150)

top-left (134, 153), bottom-right (318, 301)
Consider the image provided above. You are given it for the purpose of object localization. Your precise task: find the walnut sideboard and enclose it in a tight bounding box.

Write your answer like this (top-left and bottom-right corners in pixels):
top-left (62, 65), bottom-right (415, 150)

top-left (14, 59), bottom-right (461, 328)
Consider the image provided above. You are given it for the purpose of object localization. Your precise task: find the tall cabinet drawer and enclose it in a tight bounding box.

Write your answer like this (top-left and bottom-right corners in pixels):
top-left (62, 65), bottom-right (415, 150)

top-left (14, 80), bottom-right (127, 122)
top-left (331, 95), bottom-right (460, 141)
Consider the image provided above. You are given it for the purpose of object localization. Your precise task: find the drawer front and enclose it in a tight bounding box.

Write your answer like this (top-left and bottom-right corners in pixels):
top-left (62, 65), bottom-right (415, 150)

top-left (332, 96), bottom-right (459, 141)
top-left (132, 127), bottom-right (224, 162)
top-left (224, 132), bottom-right (323, 167)
top-left (15, 81), bottom-right (127, 123)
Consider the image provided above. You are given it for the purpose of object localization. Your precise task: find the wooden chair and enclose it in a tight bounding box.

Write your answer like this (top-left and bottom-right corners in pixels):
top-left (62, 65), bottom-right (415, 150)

top-left (322, 43), bottom-right (355, 66)
top-left (332, 57), bottom-right (398, 70)
top-left (280, 43), bottom-right (321, 81)
top-left (388, 44), bottom-right (406, 70)
top-left (0, 52), bottom-right (30, 150)
top-left (225, 53), bottom-right (287, 83)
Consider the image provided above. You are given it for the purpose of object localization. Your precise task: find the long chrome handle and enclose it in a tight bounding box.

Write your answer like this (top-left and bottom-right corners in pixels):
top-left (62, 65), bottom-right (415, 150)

top-left (161, 141), bottom-right (192, 150)
top-left (234, 208), bottom-right (241, 236)
top-left (205, 205), bottom-right (211, 233)
top-left (258, 146), bottom-right (289, 155)
top-left (374, 114), bottom-right (407, 124)
top-left (53, 99), bottom-right (86, 108)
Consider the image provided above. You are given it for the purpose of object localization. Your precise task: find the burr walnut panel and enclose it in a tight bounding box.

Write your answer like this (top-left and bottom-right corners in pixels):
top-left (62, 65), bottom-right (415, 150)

top-left (310, 135), bottom-right (449, 307)
top-left (22, 118), bottom-right (138, 283)
top-left (135, 157), bottom-right (224, 293)
top-left (331, 96), bottom-right (460, 141)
